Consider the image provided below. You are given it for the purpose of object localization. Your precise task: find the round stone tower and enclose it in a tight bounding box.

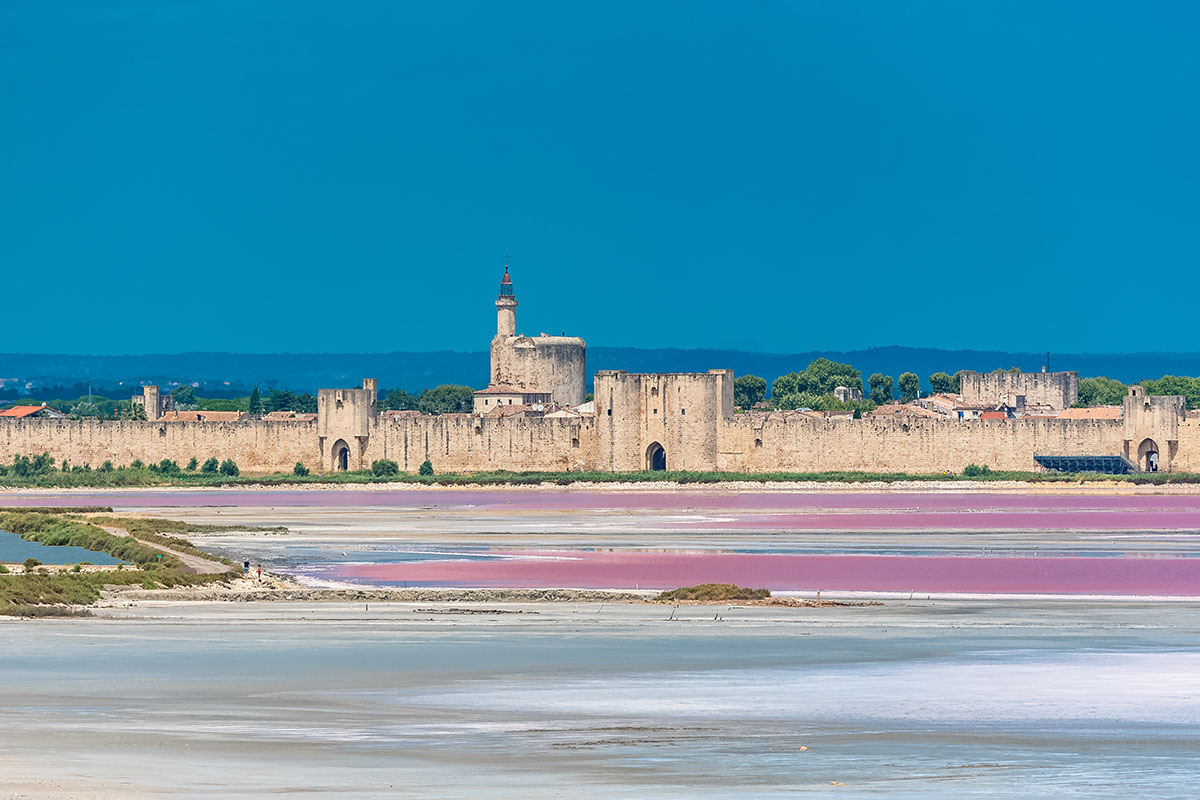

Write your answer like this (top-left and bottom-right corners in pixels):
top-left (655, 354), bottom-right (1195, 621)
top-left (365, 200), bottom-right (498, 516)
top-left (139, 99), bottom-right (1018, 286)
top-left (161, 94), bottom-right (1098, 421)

top-left (487, 264), bottom-right (586, 407)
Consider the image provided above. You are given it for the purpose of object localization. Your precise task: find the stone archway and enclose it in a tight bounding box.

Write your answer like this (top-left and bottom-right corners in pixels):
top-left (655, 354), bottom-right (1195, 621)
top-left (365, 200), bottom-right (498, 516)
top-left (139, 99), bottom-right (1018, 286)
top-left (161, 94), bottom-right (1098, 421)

top-left (1137, 438), bottom-right (1159, 472)
top-left (332, 439), bottom-right (351, 471)
top-left (646, 442), bottom-right (666, 471)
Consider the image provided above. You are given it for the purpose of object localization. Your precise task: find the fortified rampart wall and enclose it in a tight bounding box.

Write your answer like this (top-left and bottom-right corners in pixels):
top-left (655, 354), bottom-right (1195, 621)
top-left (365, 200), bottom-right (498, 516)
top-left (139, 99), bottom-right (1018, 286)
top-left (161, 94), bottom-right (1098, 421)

top-left (0, 419), bottom-right (319, 472)
top-left (364, 414), bottom-right (591, 472)
top-left (717, 416), bottom-right (1124, 473)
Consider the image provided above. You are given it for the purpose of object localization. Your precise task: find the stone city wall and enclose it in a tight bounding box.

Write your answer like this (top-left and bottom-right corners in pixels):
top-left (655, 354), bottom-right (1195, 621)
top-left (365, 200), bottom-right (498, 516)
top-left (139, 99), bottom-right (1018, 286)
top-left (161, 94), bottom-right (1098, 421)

top-left (0, 418), bottom-right (319, 472)
top-left (717, 415), bottom-right (1124, 473)
top-left (364, 414), bottom-right (592, 472)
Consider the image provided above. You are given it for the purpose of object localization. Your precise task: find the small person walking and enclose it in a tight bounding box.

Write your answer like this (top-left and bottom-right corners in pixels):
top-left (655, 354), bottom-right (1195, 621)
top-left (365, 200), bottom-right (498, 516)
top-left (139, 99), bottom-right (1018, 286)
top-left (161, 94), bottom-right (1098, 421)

top-left (256, 564), bottom-right (262, 580)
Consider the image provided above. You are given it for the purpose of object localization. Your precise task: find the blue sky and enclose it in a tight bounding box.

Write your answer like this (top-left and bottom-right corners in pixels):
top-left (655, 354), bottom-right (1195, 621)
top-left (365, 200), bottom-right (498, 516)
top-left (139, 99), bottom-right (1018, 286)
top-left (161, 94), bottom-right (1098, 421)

top-left (3, 2), bottom-right (1198, 355)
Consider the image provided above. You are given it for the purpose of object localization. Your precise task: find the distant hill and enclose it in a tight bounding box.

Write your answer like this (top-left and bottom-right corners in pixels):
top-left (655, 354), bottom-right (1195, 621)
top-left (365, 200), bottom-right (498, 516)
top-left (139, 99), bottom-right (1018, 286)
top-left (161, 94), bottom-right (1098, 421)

top-left (3, 347), bottom-right (1200, 397)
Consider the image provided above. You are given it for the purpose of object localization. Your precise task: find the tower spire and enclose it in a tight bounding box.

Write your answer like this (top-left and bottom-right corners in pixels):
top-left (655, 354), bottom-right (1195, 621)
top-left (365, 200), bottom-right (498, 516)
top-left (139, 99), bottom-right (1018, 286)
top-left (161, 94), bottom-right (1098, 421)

top-left (495, 251), bottom-right (517, 336)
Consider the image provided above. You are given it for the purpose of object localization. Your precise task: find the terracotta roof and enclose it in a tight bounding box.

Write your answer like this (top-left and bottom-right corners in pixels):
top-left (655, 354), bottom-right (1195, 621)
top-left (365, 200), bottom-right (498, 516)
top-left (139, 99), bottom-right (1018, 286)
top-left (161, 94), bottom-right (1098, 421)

top-left (474, 383), bottom-right (540, 395)
top-left (0, 405), bottom-right (65, 419)
top-left (980, 410), bottom-right (1010, 420)
top-left (868, 404), bottom-right (939, 418)
top-left (263, 411), bottom-right (317, 421)
top-left (1057, 406), bottom-right (1122, 420)
top-left (158, 410), bottom-right (244, 422)
top-left (484, 404), bottom-right (541, 418)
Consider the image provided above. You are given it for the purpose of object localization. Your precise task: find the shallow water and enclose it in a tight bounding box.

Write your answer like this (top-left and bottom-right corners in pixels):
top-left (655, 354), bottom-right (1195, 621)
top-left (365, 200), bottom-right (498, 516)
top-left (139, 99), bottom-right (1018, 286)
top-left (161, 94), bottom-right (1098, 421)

top-left (0, 530), bottom-right (122, 564)
top-left (3, 601), bottom-right (1199, 798)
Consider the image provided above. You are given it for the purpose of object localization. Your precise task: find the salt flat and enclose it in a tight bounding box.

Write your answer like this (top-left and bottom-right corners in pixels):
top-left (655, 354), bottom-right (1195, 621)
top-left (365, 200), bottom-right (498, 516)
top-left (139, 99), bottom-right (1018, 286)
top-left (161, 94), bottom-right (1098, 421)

top-left (3, 600), bottom-right (1199, 798)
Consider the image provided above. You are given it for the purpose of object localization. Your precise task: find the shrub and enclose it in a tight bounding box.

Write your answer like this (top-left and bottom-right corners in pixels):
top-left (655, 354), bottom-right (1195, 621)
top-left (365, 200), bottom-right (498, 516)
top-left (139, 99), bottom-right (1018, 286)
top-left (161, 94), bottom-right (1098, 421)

top-left (130, 459), bottom-right (144, 469)
top-left (22, 558), bottom-right (41, 571)
top-left (100, 460), bottom-right (114, 472)
top-left (186, 457), bottom-right (198, 471)
top-left (293, 462), bottom-right (310, 476)
top-left (656, 584), bottom-right (771, 602)
top-left (0, 565), bottom-right (8, 574)
top-left (962, 463), bottom-right (993, 478)
top-left (372, 459), bottom-right (400, 477)
top-left (219, 459), bottom-right (239, 477)
top-left (201, 457), bottom-right (219, 474)
top-left (157, 459), bottom-right (180, 475)
top-left (419, 459), bottom-right (434, 477)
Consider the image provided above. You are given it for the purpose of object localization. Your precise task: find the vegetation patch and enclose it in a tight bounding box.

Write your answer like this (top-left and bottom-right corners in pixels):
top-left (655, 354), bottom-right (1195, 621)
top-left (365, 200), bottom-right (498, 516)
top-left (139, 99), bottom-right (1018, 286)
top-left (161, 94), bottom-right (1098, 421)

top-left (0, 511), bottom-right (244, 613)
top-left (656, 583), bottom-right (771, 602)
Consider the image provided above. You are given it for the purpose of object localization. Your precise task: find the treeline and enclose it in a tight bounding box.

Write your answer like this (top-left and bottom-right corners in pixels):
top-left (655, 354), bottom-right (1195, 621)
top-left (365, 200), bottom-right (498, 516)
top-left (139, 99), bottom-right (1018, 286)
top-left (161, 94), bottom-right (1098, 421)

top-left (2, 383), bottom-right (484, 418)
top-left (735, 361), bottom-right (1200, 411)
top-left (732, 359), bottom-right (963, 412)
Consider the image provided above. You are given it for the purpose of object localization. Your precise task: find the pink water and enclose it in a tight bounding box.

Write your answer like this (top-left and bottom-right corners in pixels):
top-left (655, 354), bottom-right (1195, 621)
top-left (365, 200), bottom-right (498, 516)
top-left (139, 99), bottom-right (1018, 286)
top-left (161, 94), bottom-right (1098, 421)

top-left (332, 550), bottom-right (1200, 595)
top-left (5, 489), bottom-right (1200, 531)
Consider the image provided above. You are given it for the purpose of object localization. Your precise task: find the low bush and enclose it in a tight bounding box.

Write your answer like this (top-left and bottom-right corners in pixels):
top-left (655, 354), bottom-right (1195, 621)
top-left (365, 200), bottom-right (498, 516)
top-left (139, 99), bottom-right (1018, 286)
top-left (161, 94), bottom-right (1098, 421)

top-left (372, 459), bottom-right (400, 477)
top-left (293, 462), bottom-right (310, 476)
top-left (201, 457), bottom-right (219, 474)
top-left (656, 583), bottom-right (771, 602)
top-left (419, 459), bottom-right (434, 477)
top-left (219, 459), bottom-right (239, 476)
top-left (22, 557), bottom-right (40, 570)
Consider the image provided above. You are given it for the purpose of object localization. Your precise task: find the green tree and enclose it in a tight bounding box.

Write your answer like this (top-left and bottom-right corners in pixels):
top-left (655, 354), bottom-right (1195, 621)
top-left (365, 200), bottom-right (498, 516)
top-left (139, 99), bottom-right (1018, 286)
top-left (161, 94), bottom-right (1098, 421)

top-left (265, 388), bottom-right (296, 413)
top-left (928, 371), bottom-right (959, 395)
top-left (1076, 376), bottom-right (1128, 407)
top-left (868, 373), bottom-right (894, 405)
top-left (371, 459), bottom-right (400, 477)
top-left (128, 403), bottom-right (147, 421)
top-left (381, 388), bottom-right (419, 411)
top-left (417, 385), bottom-right (474, 414)
top-left (897, 372), bottom-right (921, 404)
top-left (1142, 375), bottom-right (1200, 408)
top-left (733, 375), bottom-right (767, 409)
top-left (171, 385), bottom-right (196, 407)
top-left (186, 457), bottom-right (198, 471)
top-left (248, 385), bottom-right (263, 415)
top-left (219, 459), bottom-right (239, 476)
top-left (419, 459), bottom-right (434, 476)
top-left (201, 457), bottom-right (219, 474)
top-left (293, 462), bottom-right (310, 476)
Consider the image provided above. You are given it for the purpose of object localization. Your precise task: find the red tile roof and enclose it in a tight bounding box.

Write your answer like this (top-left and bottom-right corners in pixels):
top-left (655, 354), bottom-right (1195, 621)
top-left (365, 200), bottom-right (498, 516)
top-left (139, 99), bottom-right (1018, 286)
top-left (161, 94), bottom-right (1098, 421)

top-left (0, 405), bottom-right (64, 418)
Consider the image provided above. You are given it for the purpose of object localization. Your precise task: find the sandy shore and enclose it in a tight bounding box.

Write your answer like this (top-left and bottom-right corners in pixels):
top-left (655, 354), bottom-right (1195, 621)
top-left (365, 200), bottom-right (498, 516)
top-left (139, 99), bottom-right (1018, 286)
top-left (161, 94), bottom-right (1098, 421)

top-left (4, 478), bottom-right (1200, 494)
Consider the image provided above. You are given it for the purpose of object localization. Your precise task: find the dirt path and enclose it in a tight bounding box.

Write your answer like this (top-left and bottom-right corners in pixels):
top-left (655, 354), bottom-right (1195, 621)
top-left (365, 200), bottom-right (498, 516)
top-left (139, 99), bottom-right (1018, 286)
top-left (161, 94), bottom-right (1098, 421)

top-left (99, 526), bottom-right (229, 574)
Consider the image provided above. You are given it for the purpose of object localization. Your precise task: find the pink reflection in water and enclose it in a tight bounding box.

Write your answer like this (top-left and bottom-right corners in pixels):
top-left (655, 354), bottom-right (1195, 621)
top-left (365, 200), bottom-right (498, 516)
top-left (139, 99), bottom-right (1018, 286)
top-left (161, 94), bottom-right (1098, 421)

top-left (330, 550), bottom-right (1200, 595)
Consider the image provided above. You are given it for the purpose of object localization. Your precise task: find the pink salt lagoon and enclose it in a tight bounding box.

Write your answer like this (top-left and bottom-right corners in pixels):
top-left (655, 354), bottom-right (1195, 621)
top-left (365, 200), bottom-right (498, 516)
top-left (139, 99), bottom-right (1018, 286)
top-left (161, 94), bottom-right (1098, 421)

top-left (9, 487), bottom-right (1200, 596)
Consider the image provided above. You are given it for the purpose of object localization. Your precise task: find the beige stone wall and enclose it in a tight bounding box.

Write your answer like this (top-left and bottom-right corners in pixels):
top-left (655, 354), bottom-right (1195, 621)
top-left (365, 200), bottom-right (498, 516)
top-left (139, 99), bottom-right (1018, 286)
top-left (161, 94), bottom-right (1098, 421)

top-left (490, 335), bottom-right (586, 407)
top-left (593, 370), bottom-right (733, 471)
top-left (959, 370), bottom-right (1079, 411)
top-left (0, 418), bottom-right (319, 472)
top-left (718, 415), bottom-right (1124, 473)
top-left (366, 414), bottom-right (592, 472)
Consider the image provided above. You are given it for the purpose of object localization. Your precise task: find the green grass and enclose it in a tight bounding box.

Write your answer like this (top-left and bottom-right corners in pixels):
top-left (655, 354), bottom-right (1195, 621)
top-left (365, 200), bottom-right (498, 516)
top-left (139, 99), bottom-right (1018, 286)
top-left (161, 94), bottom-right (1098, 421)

top-left (0, 511), bottom-right (244, 612)
top-left (1, 465), bottom-right (1198, 487)
top-left (656, 584), bottom-right (772, 602)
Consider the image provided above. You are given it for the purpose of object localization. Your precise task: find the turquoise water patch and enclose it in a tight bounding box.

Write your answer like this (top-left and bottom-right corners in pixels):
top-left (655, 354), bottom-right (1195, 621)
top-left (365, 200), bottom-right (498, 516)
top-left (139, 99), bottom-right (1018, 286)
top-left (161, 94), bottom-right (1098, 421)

top-left (0, 531), bottom-right (122, 565)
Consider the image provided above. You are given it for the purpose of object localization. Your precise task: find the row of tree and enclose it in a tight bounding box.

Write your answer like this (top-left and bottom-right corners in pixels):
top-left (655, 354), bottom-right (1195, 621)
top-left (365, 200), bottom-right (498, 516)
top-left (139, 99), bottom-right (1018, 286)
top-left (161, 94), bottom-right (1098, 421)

top-left (732, 360), bottom-right (964, 410)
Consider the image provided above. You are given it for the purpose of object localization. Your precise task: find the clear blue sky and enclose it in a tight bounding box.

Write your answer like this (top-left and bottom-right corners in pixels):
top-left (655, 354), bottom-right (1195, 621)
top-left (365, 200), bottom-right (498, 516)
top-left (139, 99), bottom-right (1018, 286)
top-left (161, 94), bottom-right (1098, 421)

top-left (3, 2), bottom-right (1197, 355)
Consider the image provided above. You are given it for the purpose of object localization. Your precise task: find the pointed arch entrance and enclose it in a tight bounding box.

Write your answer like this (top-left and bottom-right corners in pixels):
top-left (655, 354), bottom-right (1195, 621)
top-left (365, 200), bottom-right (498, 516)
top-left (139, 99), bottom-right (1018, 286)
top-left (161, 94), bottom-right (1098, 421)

top-left (332, 439), bottom-right (351, 471)
top-left (1137, 438), bottom-right (1159, 472)
top-left (646, 442), bottom-right (666, 471)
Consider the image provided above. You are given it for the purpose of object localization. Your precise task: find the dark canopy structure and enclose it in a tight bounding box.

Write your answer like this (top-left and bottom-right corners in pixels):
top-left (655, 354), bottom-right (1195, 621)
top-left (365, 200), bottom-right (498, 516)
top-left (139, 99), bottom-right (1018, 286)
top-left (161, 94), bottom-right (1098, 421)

top-left (1033, 455), bottom-right (1136, 474)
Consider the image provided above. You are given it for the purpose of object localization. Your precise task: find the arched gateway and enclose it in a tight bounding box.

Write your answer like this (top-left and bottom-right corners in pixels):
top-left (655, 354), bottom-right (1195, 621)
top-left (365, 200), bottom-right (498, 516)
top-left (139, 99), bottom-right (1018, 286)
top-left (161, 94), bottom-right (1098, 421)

top-left (1137, 438), bottom-right (1159, 472)
top-left (646, 442), bottom-right (666, 471)
top-left (331, 439), bottom-right (351, 471)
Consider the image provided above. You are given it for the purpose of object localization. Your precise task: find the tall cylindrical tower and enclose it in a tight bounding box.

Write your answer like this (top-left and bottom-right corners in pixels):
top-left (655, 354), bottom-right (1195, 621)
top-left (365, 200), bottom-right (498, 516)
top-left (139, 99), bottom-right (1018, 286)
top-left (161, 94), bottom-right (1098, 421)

top-left (496, 265), bottom-right (517, 336)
